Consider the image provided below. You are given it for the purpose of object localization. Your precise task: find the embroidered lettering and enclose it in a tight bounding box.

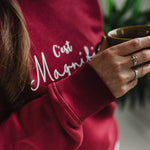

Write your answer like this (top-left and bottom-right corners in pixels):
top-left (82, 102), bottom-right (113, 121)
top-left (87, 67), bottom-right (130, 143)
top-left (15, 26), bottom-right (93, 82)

top-left (53, 41), bottom-right (72, 58)
top-left (31, 41), bottom-right (95, 91)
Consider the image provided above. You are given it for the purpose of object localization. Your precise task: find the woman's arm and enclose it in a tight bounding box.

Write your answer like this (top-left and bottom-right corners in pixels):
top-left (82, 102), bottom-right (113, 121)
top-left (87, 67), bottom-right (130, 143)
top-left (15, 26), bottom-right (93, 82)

top-left (0, 62), bottom-right (115, 150)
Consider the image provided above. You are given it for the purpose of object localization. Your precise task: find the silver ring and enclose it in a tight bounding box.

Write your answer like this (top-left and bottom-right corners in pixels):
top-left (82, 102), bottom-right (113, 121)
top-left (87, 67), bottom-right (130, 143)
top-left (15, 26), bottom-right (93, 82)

top-left (131, 55), bottom-right (138, 67)
top-left (134, 69), bottom-right (139, 80)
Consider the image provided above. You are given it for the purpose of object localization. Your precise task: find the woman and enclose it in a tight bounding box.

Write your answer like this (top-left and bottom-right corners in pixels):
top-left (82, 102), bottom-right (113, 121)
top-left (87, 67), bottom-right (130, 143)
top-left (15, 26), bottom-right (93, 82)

top-left (0, 0), bottom-right (150, 149)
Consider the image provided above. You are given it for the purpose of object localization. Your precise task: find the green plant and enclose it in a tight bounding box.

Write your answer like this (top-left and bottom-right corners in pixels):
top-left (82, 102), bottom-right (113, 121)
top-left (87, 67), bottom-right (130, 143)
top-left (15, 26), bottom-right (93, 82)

top-left (103, 0), bottom-right (150, 34)
top-left (101, 0), bottom-right (150, 109)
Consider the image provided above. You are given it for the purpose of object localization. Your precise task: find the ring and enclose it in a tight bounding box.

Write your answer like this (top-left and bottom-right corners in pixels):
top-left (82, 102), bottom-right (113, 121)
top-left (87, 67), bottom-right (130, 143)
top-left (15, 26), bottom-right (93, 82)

top-left (134, 69), bottom-right (139, 80)
top-left (131, 55), bottom-right (138, 67)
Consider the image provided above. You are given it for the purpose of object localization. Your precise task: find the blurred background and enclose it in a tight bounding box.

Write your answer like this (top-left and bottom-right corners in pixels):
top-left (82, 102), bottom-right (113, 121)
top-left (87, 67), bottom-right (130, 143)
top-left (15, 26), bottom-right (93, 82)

top-left (99, 0), bottom-right (150, 150)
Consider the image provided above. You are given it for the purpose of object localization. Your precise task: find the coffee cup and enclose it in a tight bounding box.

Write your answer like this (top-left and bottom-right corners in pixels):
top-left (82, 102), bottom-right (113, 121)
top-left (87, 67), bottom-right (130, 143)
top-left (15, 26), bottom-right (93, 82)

top-left (107, 25), bottom-right (150, 47)
top-left (95, 25), bottom-right (150, 53)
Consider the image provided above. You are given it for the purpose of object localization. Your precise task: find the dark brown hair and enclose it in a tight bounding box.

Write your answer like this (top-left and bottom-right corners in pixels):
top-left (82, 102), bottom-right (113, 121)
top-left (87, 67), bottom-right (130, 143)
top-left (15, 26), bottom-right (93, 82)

top-left (0, 0), bottom-right (31, 118)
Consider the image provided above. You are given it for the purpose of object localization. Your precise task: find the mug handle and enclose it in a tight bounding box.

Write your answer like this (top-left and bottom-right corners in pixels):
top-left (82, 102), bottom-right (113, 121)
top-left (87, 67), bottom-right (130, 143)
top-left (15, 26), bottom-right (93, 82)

top-left (95, 36), bottom-right (104, 54)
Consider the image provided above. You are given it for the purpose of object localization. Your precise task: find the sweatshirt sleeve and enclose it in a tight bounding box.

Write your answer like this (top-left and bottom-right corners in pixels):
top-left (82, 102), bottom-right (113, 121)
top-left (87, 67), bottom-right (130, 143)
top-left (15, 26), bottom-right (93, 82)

top-left (0, 62), bottom-right (116, 150)
top-left (48, 62), bottom-right (116, 124)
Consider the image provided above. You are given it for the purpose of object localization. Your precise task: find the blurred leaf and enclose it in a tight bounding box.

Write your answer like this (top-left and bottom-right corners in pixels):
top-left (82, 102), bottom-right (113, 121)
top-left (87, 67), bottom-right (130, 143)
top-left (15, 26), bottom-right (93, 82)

top-left (106, 0), bottom-right (114, 16)
top-left (130, 0), bottom-right (142, 24)
top-left (117, 0), bottom-right (135, 21)
top-left (119, 0), bottom-right (135, 15)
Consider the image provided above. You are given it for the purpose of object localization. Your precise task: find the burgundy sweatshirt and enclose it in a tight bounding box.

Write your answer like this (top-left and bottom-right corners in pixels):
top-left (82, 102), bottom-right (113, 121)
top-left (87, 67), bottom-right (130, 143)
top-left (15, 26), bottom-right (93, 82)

top-left (0, 0), bottom-right (118, 149)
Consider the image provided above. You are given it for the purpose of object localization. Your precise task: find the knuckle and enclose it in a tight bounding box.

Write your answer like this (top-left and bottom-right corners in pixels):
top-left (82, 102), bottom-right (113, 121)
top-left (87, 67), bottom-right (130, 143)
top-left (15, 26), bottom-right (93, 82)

top-left (120, 86), bottom-right (127, 95)
top-left (131, 80), bottom-right (138, 89)
top-left (117, 74), bottom-right (125, 83)
top-left (112, 62), bottom-right (121, 71)
top-left (141, 50), bottom-right (148, 60)
top-left (131, 39), bottom-right (141, 49)
top-left (103, 49), bottom-right (114, 58)
top-left (120, 59), bottom-right (128, 67)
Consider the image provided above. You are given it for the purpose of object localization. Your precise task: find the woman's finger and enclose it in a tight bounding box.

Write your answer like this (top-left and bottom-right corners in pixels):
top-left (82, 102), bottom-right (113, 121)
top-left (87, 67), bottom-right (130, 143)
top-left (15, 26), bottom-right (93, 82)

top-left (116, 79), bottom-right (138, 98)
top-left (126, 79), bottom-right (138, 92)
top-left (137, 62), bottom-right (150, 78)
top-left (119, 49), bottom-right (150, 69)
top-left (128, 62), bottom-right (150, 82)
top-left (125, 49), bottom-right (150, 68)
top-left (111, 36), bottom-right (150, 56)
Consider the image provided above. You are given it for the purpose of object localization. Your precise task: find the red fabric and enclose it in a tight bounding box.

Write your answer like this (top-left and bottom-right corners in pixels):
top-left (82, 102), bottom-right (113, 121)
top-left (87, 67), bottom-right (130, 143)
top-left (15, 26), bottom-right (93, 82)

top-left (0, 0), bottom-right (118, 149)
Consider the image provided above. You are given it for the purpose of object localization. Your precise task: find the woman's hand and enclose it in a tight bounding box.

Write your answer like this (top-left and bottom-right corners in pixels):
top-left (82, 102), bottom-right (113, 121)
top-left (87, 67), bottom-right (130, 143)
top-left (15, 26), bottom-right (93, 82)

top-left (89, 36), bottom-right (150, 98)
